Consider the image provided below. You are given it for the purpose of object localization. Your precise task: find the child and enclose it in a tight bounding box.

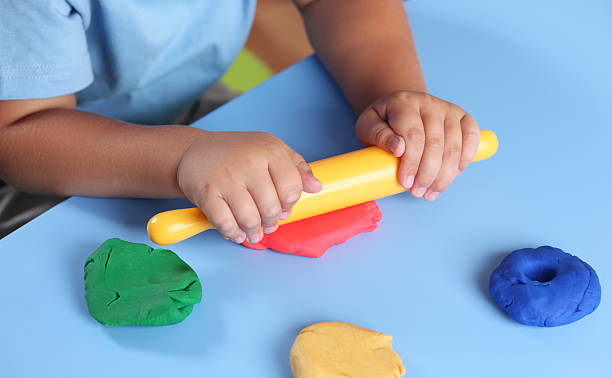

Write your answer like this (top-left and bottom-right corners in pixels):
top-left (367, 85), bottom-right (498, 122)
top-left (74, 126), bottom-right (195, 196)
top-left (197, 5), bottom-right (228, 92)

top-left (0, 0), bottom-right (480, 244)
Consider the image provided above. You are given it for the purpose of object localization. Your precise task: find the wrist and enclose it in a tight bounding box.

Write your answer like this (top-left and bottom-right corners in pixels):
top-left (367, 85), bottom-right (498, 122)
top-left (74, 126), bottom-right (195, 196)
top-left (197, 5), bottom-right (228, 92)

top-left (330, 41), bottom-right (428, 113)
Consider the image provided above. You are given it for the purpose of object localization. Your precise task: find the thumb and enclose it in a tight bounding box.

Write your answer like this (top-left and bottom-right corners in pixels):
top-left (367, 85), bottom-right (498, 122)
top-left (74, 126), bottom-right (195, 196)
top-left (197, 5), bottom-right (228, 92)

top-left (356, 111), bottom-right (405, 157)
top-left (290, 152), bottom-right (322, 194)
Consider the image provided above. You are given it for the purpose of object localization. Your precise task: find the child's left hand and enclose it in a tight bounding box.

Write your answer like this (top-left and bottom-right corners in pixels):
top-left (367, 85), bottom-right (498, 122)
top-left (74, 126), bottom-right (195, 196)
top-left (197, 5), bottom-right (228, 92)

top-left (355, 90), bottom-right (480, 201)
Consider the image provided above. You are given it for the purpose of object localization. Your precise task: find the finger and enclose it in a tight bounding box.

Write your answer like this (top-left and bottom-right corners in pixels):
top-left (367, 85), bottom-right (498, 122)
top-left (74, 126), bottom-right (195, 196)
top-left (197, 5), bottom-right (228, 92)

top-left (224, 188), bottom-right (263, 243)
top-left (247, 175), bottom-right (282, 234)
top-left (425, 116), bottom-right (462, 201)
top-left (287, 149), bottom-right (322, 194)
top-left (199, 193), bottom-right (246, 244)
top-left (355, 109), bottom-right (405, 157)
top-left (296, 160), bottom-right (322, 194)
top-left (412, 111), bottom-right (445, 198)
top-left (389, 107), bottom-right (425, 190)
top-left (459, 114), bottom-right (480, 172)
top-left (269, 151), bottom-right (305, 220)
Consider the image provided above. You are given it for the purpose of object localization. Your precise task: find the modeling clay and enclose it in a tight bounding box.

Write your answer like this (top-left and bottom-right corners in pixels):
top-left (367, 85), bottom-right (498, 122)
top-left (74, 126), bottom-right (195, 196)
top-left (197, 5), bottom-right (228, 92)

top-left (84, 238), bottom-right (202, 326)
top-left (489, 246), bottom-right (600, 327)
top-left (243, 201), bottom-right (382, 258)
top-left (290, 321), bottom-right (405, 378)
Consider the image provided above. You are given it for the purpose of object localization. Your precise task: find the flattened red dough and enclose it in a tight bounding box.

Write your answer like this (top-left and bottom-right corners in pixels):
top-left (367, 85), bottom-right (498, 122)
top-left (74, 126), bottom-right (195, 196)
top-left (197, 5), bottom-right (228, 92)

top-left (242, 201), bottom-right (382, 258)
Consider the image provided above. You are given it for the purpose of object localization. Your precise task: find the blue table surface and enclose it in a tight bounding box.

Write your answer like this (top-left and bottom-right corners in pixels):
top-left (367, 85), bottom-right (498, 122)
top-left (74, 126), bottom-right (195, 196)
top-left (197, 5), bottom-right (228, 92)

top-left (1, 1), bottom-right (611, 377)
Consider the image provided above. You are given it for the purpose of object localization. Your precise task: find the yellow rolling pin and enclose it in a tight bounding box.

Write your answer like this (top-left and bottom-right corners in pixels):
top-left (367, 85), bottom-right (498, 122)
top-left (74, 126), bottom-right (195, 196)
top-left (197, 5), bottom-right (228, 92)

top-left (148, 129), bottom-right (498, 245)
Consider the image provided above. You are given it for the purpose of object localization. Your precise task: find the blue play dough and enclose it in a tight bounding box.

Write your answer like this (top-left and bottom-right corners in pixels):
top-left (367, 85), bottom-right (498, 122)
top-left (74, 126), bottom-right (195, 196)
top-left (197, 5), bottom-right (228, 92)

top-left (489, 246), bottom-right (601, 327)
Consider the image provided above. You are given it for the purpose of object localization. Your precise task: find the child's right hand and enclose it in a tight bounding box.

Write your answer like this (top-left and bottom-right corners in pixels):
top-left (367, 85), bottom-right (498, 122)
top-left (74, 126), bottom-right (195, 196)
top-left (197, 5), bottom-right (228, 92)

top-left (177, 131), bottom-right (322, 244)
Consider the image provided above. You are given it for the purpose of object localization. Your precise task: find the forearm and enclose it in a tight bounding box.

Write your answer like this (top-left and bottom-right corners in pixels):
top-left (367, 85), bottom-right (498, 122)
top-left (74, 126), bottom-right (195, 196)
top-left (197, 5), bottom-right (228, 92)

top-left (298, 0), bottom-right (426, 114)
top-left (0, 108), bottom-right (203, 198)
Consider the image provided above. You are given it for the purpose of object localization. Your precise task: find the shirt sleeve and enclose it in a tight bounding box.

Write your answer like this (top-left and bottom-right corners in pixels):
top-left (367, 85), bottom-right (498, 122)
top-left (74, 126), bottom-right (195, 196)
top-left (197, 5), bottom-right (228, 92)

top-left (0, 0), bottom-right (93, 100)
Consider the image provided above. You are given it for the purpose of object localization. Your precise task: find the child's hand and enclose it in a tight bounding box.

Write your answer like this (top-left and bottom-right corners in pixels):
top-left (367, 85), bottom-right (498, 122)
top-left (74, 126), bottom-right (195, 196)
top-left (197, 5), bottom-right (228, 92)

top-left (355, 91), bottom-right (480, 201)
top-left (177, 131), bottom-right (322, 244)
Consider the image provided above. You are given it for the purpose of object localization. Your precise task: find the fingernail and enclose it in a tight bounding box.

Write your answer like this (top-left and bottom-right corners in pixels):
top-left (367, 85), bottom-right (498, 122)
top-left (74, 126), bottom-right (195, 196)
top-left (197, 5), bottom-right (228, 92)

top-left (425, 191), bottom-right (440, 201)
top-left (402, 175), bottom-right (415, 189)
top-left (413, 186), bottom-right (427, 198)
top-left (247, 232), bottom-right (262, 244)
top-left (280, 211), bottom-right (291, 220)
top-left (232, 235), bottom-right (246, 244)
top-left (387, 136), bottom-right (401, 153)
top-left (263, 224), bottom-right (278, 234)
top-left (311, 176), bottom-right (323, 189)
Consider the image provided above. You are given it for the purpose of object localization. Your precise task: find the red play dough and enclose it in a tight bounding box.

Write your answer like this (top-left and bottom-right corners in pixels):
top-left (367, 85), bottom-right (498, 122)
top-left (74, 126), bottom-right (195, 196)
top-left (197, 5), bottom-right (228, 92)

top-left (242, 201), bottom-right (382, 258)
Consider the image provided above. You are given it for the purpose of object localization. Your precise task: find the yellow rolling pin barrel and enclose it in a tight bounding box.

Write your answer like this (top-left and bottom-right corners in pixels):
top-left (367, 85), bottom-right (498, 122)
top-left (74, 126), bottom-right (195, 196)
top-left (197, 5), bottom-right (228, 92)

top-left (148, 129), bottom-right (498, 245)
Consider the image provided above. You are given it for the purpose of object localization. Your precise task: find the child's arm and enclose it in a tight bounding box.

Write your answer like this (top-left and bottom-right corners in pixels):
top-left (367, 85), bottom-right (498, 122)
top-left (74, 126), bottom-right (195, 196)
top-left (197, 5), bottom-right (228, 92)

top-left (296, 0), bottom-right (481, 201)
top-left (0, 96), bottom-right (321, 244)
top-left (0, 95), bottom-right (199, 197)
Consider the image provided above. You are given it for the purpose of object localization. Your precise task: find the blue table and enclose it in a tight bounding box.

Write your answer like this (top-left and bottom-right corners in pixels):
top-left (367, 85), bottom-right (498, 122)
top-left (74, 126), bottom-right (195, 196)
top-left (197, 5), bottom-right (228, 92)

top-left (1, 1), bottom-right (610, 376)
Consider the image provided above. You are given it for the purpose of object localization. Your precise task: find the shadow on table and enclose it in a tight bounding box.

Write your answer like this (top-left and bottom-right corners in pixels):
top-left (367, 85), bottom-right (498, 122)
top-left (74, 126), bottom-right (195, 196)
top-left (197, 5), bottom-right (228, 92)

top-left (67, 240), bottom-right (101, 319)
top-left (274, 320), bottom-right (319, 378)
top-left (67, 239), bottom-right (235, 358)
top-left (101, 271), bottom-right (228, 358)
top-left (65, 196), bottom-right (193, 236)
top-left (475, 251), bottom-right (511, 315)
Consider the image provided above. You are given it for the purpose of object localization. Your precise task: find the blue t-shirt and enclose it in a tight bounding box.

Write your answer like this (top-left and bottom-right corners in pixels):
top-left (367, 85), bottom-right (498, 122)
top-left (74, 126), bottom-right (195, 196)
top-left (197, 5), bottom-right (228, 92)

top-left (0, 0), bottom-right (256, 124)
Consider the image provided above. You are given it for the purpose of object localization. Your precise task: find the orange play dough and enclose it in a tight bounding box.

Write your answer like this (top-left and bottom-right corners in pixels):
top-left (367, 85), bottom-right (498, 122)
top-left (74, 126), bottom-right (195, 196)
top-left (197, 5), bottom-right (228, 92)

top-left (290, 322), bottom-right (405, 377)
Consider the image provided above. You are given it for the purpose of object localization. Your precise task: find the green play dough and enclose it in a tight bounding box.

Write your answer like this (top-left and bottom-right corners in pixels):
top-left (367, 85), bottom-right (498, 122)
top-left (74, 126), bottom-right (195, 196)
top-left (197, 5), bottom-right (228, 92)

top-left (84, 238), bottom-right (202, 326)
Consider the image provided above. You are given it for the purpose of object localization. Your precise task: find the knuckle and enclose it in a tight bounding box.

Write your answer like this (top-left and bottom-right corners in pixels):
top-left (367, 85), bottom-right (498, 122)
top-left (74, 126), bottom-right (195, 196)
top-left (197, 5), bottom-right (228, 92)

top-left (401, 164), bottom-right (419, 176)
top-left (281, 189), bottom-right (302, 207)
top-left (216, 219), bottom-right (237, 235)
top-left (404, 128), bottom-right (425, 144)
top-left (400, 157), bottom-right (420, 173)
top-left (261, 203), bottom-right (282, 220)
top-left (425, 135), bottom-right (444, 149)
top-left (256, 133), bottom-right (284, 153)
top-left (194, 184), bottom-right (218, 208)
top-left (372, 127), bottom-right (388, 145)
top-left (396, 90), bottom-right (417, 102)
top-left (296, 159), bottom-right (311, 172)
top-left (393, 91), bottom-right (431, 107)
top-left (421, 93), bottom-right (437, 106)
top-left (417, 165), bottom-right (440, 182)
top-left (450, 103), bottom-right (466, 116)
top-left (233, 155), bottom-right (258, 173)
top-left (239, 218), bottom-right (260, 232)
top-left (415, 170), bottom-right (433, 184)
top-left (444, 144), bottom-right (461, 160)
top-left (391, 111), bottom-right (420, 129)
top-left (462, 114), bottom-right (480, 128)
top-left (195, 182), bottom-right (214, 198)
top-left (463, 130), bottom-right (481, 145)
top-left (261, 141), bottom-right (282, 155)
